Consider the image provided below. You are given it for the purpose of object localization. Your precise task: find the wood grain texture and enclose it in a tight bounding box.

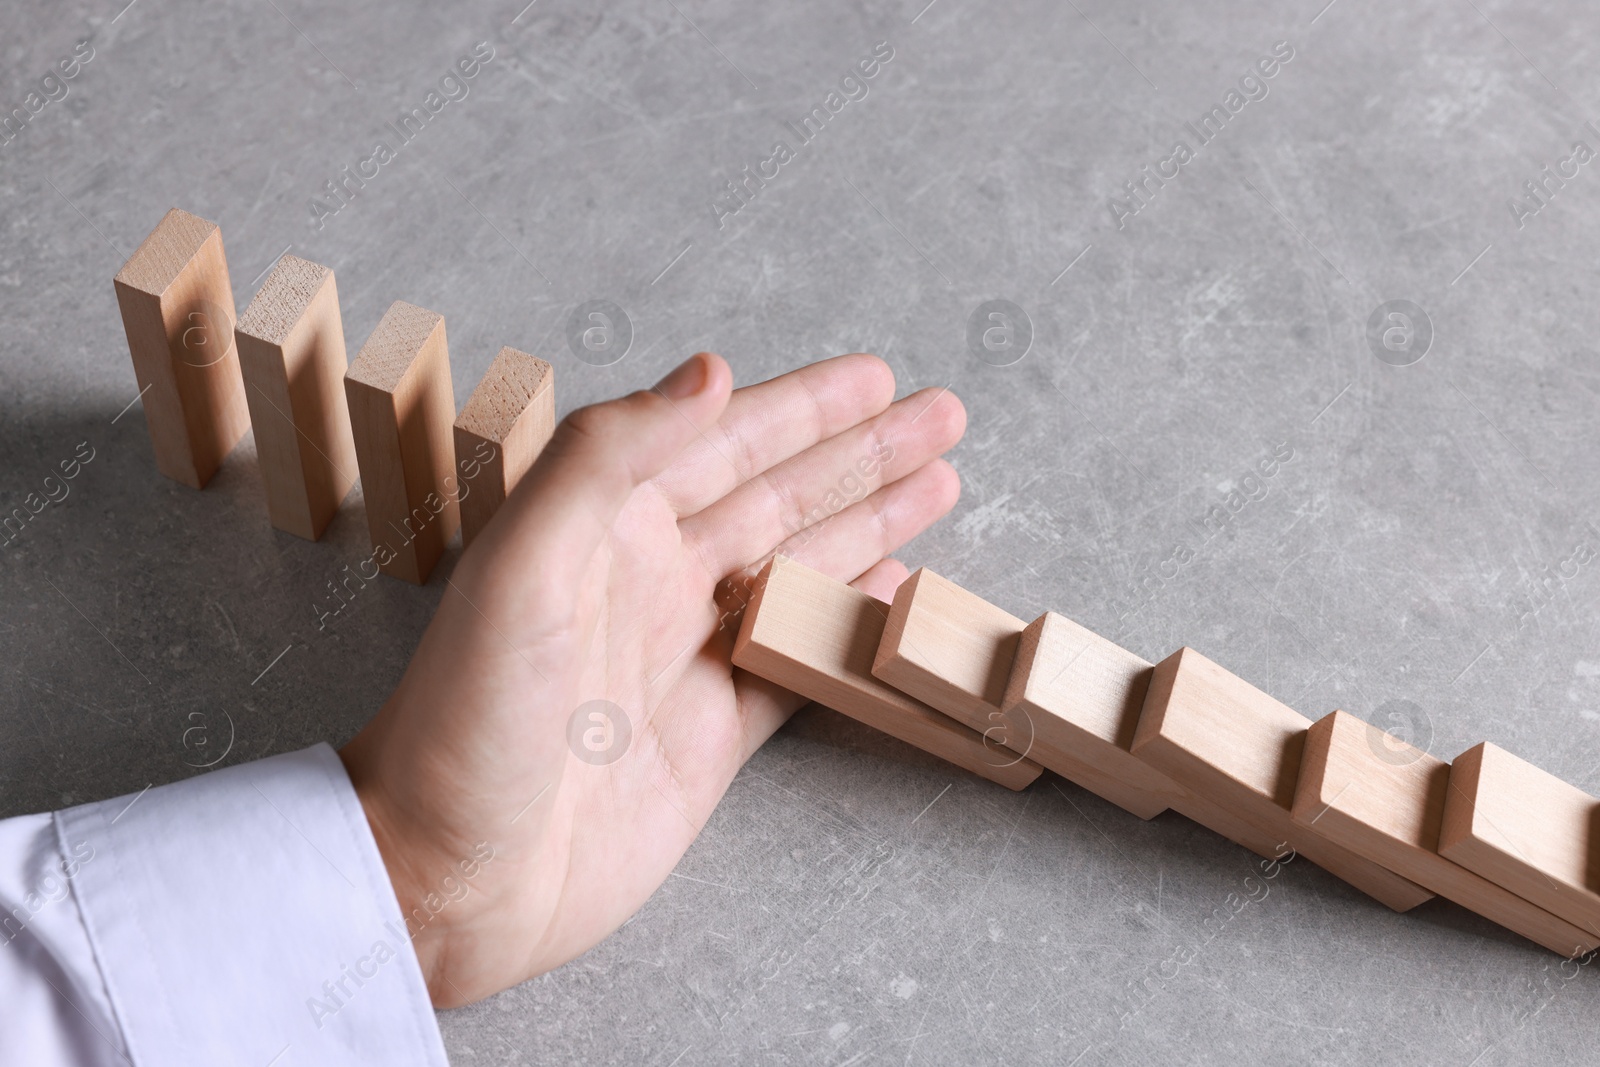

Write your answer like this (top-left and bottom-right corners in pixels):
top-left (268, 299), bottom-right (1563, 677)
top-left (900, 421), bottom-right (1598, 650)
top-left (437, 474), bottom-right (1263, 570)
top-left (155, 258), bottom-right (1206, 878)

top-left (344, 301), bottom-right (460, 584)
top-left (235, 255), bottom-right (357, 540)
top-left (112, 207), bottom-right (249, 488)
top-left (1439, 741), bottom-right (1600, 941)
top-left (1294, 713), bottom-right (1597, 956)
top-left (731, 556), bottom-right (1042, 791)
top-left (1003, 612), bottom-right (1283, 858)
top-left (1133, 647), bottom-right (1434, 912)
top-left (453, 347), bottom-right (555, 548)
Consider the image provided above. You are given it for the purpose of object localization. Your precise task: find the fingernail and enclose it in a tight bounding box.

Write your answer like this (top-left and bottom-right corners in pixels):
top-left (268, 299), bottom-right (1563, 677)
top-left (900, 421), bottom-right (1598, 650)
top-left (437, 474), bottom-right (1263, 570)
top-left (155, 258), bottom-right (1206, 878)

top-left (656, 353), bottom-right (708, 400)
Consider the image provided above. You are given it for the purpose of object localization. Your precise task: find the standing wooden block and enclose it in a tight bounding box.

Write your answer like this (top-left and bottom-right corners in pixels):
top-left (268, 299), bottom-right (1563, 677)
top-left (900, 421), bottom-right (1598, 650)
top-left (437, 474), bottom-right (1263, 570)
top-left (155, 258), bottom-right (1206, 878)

top-left (1132, 647), bottom-right (1434, 912)
top-left (235, 255), bottom-right (357, 540)
top-left (453, 347), bottom-right (555, 548)
top-left (344, 301), bottom-right (460, 584)
top-left (113, 208), bottom-right (249, 488)
top-left (1002, 613), bottom-right (1283, 859)
top-left (1293, 713), bottom-right (1596, 956)
top-left (732, 556), bottom-right (1042, 791)
top-left (1439, 742), bottom-right (1600, 940)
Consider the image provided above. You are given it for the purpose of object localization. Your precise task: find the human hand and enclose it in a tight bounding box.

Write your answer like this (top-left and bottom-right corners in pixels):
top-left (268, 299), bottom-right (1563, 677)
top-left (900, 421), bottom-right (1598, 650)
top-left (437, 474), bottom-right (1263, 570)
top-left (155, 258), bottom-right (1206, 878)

top-left (337, 351), bottom-right (966, 1006)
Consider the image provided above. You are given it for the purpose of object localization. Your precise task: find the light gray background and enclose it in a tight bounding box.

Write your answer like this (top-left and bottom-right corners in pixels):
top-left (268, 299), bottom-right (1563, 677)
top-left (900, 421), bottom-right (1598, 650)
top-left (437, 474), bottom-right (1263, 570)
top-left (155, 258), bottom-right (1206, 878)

top-left (4, 0), bottom-right (1600, 1063)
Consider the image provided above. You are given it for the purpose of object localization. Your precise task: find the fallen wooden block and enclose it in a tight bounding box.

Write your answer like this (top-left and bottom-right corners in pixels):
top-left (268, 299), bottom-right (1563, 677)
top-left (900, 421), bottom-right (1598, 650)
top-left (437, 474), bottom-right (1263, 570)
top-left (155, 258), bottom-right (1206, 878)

top-left (113, 207), bottom-right (249, 488)
top-left (871, 567), bottom-right (1030, 754)
top-left (1132, 647), bottom-right (1434, 912)
top-left (1293, 712), bottom-right (1596, 955)
top-left (344, 301), bottom-right (460, 584)
top-left (234, 255), bottom-right (357, 540)
top-left (990, 607), bottom-right (1169, 818)
top-left (453, 347), bottom-right (555, 548)
top-left (732, 556), bottom-right (1042, 791)
top-left (1439, 741), bottom-right (1600, 942)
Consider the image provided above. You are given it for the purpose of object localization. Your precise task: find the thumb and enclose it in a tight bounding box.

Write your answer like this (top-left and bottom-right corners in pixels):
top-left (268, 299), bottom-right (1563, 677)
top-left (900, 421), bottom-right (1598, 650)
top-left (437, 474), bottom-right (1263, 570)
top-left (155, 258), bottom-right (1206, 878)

top-left (474, 351), bottom-right (733, 572)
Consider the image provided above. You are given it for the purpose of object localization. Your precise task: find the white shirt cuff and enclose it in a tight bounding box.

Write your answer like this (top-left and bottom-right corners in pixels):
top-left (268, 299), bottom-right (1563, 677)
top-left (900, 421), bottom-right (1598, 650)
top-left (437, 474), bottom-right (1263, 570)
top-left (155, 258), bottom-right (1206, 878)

top-left (52, 743), bottom-right (448, 1066)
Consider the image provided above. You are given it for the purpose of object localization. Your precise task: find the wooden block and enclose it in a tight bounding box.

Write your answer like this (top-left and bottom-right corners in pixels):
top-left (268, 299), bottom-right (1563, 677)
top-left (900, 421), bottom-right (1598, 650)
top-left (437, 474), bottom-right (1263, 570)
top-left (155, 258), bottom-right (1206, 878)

top-left (731, 556), bottom-right (1042, 791)
top-left (1439, 742), bottom-right (1600, 941)
top-left (234, 255), bottom-right (357, 540)
top-left (1293, 713), bottom-right (1597, 956)
top-left (1132, 647), bottom-right (1434, 912)
top-left (453, 347), bottom-right (555, 548)
top-left (1002, 613), bottom-right (1284, 859)
top-left (344, 301), bottom-right (460, 584)
top-left (993, 610), bottom-right (1169, 817)
top-left (113, 208), bottom-right (249, 488)
top-left (871, 567), bottom-right (1030, 751)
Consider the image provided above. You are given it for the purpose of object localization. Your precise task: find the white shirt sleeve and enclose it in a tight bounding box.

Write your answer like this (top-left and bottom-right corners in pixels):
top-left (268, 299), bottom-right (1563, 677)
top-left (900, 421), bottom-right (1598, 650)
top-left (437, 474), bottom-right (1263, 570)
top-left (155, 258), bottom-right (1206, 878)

top-left (0, 743), bottom-right (449, 1066)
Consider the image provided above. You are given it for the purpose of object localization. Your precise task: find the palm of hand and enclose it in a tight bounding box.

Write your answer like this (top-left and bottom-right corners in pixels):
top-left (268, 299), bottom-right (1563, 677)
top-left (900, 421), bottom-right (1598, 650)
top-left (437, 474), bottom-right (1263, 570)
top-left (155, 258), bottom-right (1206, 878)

top-left (340, 352), bottom-right (965, 1006)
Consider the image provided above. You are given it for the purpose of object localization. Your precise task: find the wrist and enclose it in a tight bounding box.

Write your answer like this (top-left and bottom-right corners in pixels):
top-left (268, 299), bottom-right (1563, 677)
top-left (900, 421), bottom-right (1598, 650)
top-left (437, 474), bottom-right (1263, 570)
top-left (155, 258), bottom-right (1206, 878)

top-left (337, 736), bottom-right (450, 1002)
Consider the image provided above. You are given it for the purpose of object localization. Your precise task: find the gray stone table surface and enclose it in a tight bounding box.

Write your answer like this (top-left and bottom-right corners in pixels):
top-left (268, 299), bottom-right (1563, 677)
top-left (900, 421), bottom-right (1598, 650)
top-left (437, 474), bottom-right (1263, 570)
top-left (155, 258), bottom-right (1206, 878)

top-left (4, 0), bottom-right (1600, 1062)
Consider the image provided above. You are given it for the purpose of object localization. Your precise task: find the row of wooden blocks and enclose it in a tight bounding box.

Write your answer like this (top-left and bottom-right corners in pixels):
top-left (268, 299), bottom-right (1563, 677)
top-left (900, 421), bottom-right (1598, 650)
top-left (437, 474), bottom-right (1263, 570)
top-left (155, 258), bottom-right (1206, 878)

top-left (732, 555), bottom-right (1600, 958)
top-left (112, 208), bottom-right (556, 582)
